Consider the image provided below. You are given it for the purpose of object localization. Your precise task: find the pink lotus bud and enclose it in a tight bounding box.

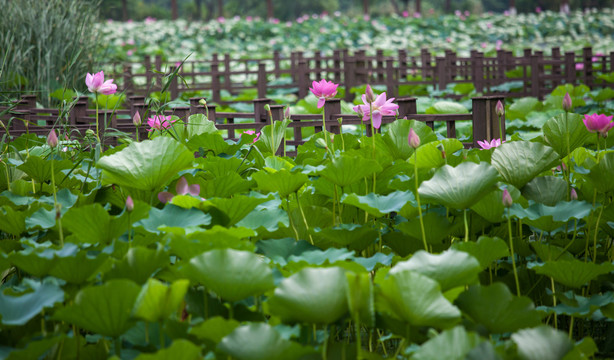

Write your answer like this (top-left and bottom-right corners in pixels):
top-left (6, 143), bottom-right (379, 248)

top-left (365, 85), bottom-right (376, 103)
top-left (408, 128), bottom-right (420, 149)
top-left (570, 188), bottom-right (578, 200)
top-left (502, 188), bottom-right (513, 208)
top-left (133, 112), bottom-right (142, 127)
top-left (495, 100), bottom-right (505, 117)
top-left (47, 130), bottom-right (58, 148)
top-left (562, 92), bottom-right (572, 112)
top-left (126, 196), bottom-right (134, 212)
top-left (284, 106), bottom-right (291, 119)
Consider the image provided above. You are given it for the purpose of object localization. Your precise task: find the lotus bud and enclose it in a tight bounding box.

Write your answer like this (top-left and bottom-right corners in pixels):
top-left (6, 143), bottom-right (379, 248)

top-left (570, 188), bottom-right (578, 200)
top-left (437, 143), bottom-right (446, 159)
top-left (365, 84), bottom-right (376, 103)
top-left (133, 112), bottom-right (142, 127)
top-left (126, 196), bottom-right (134, 212)
top-left (284, 106), bottom-right (291, 119)
top-left (315, 138), bottom-right (328, 149)
top-left (199, 98), bottom-right (207, 106)
top-left (502, 188), bottom-right (513, 208)
top-left (85, 129), bottom-right (95, 137)
top-left (495, 100), bottom-right (505, 117)
top-left (264, 104), bottom-right (271, 112)
top-left (47, 130), bottom-right (58, 148)
top-left (408, 128), bottom-right (420, 149)
top-left (337, 117), bottom-right (343, 125)
top-left (562, 92), bottom-right (572, 112)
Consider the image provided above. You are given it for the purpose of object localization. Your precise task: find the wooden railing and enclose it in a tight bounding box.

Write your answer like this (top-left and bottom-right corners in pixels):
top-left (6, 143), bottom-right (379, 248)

top-left (1, 95), bottom-right (505, 154)
top-left (106, 47), bottom-right (614, 102)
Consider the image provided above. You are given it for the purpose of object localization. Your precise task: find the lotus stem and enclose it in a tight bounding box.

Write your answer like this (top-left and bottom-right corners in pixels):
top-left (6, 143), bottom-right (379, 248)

top-left (551, 277), bottom-right (557, 329)
top-left (50, 153), bottom-right (64, 247)
top-left (95, 93), bottom-right (100, 144)
top-left (568, 316), bottom-right (574, 339)
top-left (593, 205), bottom-right (604, 263)
top-left (322, 111), bottom-right (329, 151)
top-left (322, 325), bottom-right (328, 360)
top-left (295, 192), bottom-right (314, 245)
top-left (414, 153), bottom-right (428, 251)
top-left (463, 208), bottom-right (469, 242)
top-left (285, 197), bottom-right (300, 240)
top-left (507, 212), bottom-right (521, 296)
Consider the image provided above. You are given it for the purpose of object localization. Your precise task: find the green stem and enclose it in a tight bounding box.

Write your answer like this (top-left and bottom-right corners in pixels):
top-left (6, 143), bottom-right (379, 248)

top-left (322, 325), bottom-right (328, 360)
top-left (296, 192), bottom-right (314, 245)
top-left (551, 277), bottom-right (557, 329)
top-left (507, 212), bottom-right (521, 296)
top-left (463, 208), bottom-right (469, 242)
top-left (593, 205), bottom-right (604, 263)
top-left (568, 316), bottom-right (574, 339)
top-left (95, 93), bottom-right (100, 144)
top-left (285, 197), bottom-right (300, 240)
top-left (414, 154), bottom-right (428, 251)
top-left (369, 103), bottom-right (375, 160)
top-left (322, 110), bottom-right (329, 151)
top-left (50, 154), bottom-right (64, 247)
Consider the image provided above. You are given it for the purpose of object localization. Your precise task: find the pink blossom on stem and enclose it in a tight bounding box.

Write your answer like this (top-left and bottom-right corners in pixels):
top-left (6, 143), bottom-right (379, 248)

top-left (158, 176), bottom-right (201, 204)
top-left (477, 138), bottom-right (502, 150)
top-left (85, 71), bottom-right (117, 95)
top-left (583, 113), bottom-right (614, 137)
top-left (309, 79), bottom-right (339, 108)
top-left (502, 188), bottom-right (513, 207)
top-left (353, 91), bottom-right (399, 129)
top-left (242, 130), bottom-right (261, 143)
top-left (147, 115), bottom-right (176, 132)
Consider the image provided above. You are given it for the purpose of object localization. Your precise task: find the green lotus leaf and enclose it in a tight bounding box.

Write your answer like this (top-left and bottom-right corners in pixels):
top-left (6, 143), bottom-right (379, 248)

top-left (96, 136), bottom-right (194, 191)
top-left (540, 291), bottom-right (614, 318)
top-left (186, 249), bottom-right (274, 302)
top-left (471, 186), bottom-right (521, 223)
top-left (396, 210), bottom-right (452, 245)
top-left (132, 278), bottom-right (190, 323)
top-left (345, 271), bottom-right (375, 327)
top-left (53, 279), bottom-right (140, 338)
top-left (412, 326), bottom-right (482, 360)
top-left (452, 236), bottom-right (509, 269)
top-left (189, 316), bottom-right (240, 343)
top-left (48, 244), bottom-right (109, 284)
top-left (511, 326), bottom-right (573, 360)
top-left (135, 339), bottom-right (202, 360)
top-left (268, 267), bottom-right (349, 324)
top-left (317, 155), bottom-right (382, 188)
top-left (587, 152), bottom-right (614, 194)
top-left (255, 119), bottom-right (291, 155)
top-left (0, 205), bottom-right (26, 236)
top-left (425, 100), bottom-right (469, 114)
top-left (522, 176), bottom-right (567, 206)
top-left (313, 224), bottom-right (378, 251)
top-left (137, 204), bottom-right (211, 234)
top-left (168, 228), bottom-right (255, 260)
top-left (252, 169), bottom-right (308, 198)
top-left (187, 132), bottom-right (234, 155)
top-left (186, 113), bottom-right (217, 139)
top-left (0, 279), bottom-right (64, 326)
top-left (531, 259), bottom-right (614, 288)
top-left (200, 173), bottom-right (254, 199)
top-left (104, 246), bottom-right (170, 284)
top-left (391, 249), bottom-right (481, 291)
top-left (491, 141), bottom-right (560, 189)
top-left (383, 119), bottom-right (437, 160)
top-left (256, 238), bottom-right (317, 266)
top-left (375, 270), bottom-right (460, 328)
top-left (418, 162), bottom-right (500, 209)
top-left (203, 195), bottom-right (271, 226)
top-left (218, 323), bottom-right (316, 360)
top-left (17, 156), bottom-right (73, 184)
top-left (409, 139), bottom-right (464, 169)
top-left (341, 190), bottom-right (415, 218)
top-left (455, 283), bottom-right (543, 334)
top-left (509, 200), bottom-right (594, 232)
top-left (542, 113), bottom-right (592, 157)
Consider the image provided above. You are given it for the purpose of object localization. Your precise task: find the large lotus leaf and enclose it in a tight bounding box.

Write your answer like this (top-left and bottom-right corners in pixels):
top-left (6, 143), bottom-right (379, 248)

top-left (396, 210), bottom-right (452, 245)
top-left (317, 155), bottom-right (382, 188)
top-left (341, 190), bottom-right (415, 218)
top-left (455, 283), bottom-right (542, 334)
top-left (237, 206), bottom-right (289, 232)
top-left (375, 270), bottom-right (461, 328)
top-left (425, 101), bottom-right (469, 114)
top-left (418, 162), bottom-right (500, 209)
top-left (255, 119), bottom-right (291, 155)
top-left (390, 250), bottom-right (481, 291)
top-left (511, 326), bottom-right (573, 360)
top-left (509, 200), bottom-right (593, 232)
top-left (218, 323), bottom-right (316, 360)
top-left (471, 186), bottom-right (521, 223)
top-left (0, 279), bottom-right (64, 326)
top-left (200, 173), bottom-right (254, 199)
top-left (186, 113), bottom-right (217, 139)
top-left (203, 195), bottom-right (271, 227)
top-left (409, 139), bottom-right (464, 169)
top-left (17, 156), bottom-right (73, 183)
top-left (189, 316), bottom-right (240, 343)
top-left (491, 141), bottom-right (560, 189)
top-left (542, 113), bottom-right (592, 157)
top-left (252, 169), bottom-right (308, 198)
top-left (540, 291), bottom-right (614, 318)
top-left (587, 152), bottom-right (614, 194)
top-left (48, 246), bottom-right (109, 284)
top-left (0, 336), bottom-right (64, 360)
top-left (135, 339), bottom-right (201, 360)
top-left (522, 176), bottom-right (567, 206)
top-left (96, 137), bottom-right (194, 191)
top-left (345, 271), bottom-right (375, 327)
top-left (53, 279), bottom-right (140, 338)
top-left (187, 132), bottom-right (234, 155)
top-left (287, 247), bottom-right (354, 266)
top-left (0, 205), bottom-right (26, 236)
top-left (313, 224), bottom-right (378, 251)
top-left (411, 326), bottom-right (482, 360)
top-left (133, 278), bottom-right (190, 323)
top-left (531, 259), bottom-right (614, 288)
top-left (451, 236), bottom-right (509, 269)
top-left (137, 205), bottom-right (211, 234)
top-left (267, 267), bottom-right (349, 324)
top-left (186, 249), bottom-right (274, 302)
top-left (197, 156), bottom-right (245, 178)
top-left (168, 228), bottom-right (255, 260)
top-left (104, 246), bottom-right (170, 284)
top-left (62, 203), bottom-right (114, 244)
top-left (256, 238), bottom-right (317, 266)
top-left (383, 119), bottom-right (437, 160)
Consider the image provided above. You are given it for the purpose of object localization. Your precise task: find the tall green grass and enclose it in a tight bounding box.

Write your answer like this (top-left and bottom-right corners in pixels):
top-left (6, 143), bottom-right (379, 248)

top-left (0, 0), bottom-right (101, 106)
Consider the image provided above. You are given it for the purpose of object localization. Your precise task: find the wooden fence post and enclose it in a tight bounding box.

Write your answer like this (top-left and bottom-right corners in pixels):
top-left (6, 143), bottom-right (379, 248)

top-left (257, 63), bottom-right (267, 99)
top-left (144, 56), bottom-right (152, 89)
top-left (223, 54), bottom-right (232, 93)
top-left (565, 52), bottom-right (576, 85)
top-left (211, 61), bottom-right (221, 103)
top-left (189, 97), bottom-right (203, 114)
top-left (496, 50), bottom-right (507, 86)
top-left (583, 47), bottom-right (593, 89)
top-left (324, 98), bottom-right (342, 134)
top-left (420, 48), bottom-right (431, 82)
top-left (123, 65), bottom-right (134, 97)
top-left (436, 56), bottom-right (447, 91)
top-left (273, 51), bottom-right (281, 76)
top-left (298, 60), bottom-right (308, 99)
top-left (344, 54), bottom-right (356, 101)
top-left (472, 51), bottom-right (485, 93)
top-left (253, 98), bottom-right (272, 124)
top-left (71, 96), bottom-right (89, 125)
top-left (472, 96), bottom-right (505, 148)
top-left (169, 66), bottom-right (178, 100)
top-left (551, 47), bottom-right (562, 88)
top-left (531, 54), bottom-right (541, 98)
top-left (396, 97), bottom-right (417, 119)
top-left (385, 59), bottom-right (397, 98)
top-left (333, 50), bottom-right (342, 83)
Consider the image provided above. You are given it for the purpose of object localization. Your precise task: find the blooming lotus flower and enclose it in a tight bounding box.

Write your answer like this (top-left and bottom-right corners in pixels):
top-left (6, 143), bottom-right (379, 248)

top-left (583, 113), bottom-right (614, 137)
top-left (242, 130), bottom-right (261, 143)
top-left (147, 115), bottom-right (176, 132)
top-left (309, 79), bottom-right (339, 108)
top-left (158, 176), bottom-right (201, 204)
top-left (353, 92), bottom-right (399, 129)
top-left (85, 71), bottom-right (117, 95)
top-left (477, 138), bottom-right (502, 150)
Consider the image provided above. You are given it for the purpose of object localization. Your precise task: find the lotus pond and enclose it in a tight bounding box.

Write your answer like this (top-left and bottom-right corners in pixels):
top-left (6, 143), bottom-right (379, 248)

top-left (1, 81), bottom-right (614, 360)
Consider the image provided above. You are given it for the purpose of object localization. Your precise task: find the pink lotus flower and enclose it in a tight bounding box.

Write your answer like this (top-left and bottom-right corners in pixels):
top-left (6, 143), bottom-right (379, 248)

top-left (242, 130), bottom-right (261, 143)
top-left (85, 71), bottom-right (117, 95)
top-left (402, 11), bottom-right (409, 17)
top-left (147, 115), bottom-right (176, 132)
top-left (583, 113), bottom-right (614, 137)
top-left (575, 63), bottom-right (584, 70)
top-left (477, 138), bottom-right (502, 150)
top-left (353, 91), bottom-right (399, 129)
top-left (309, 79), bottom-right (339, 108)
top-left (158, 176), bottom-right (201, 204)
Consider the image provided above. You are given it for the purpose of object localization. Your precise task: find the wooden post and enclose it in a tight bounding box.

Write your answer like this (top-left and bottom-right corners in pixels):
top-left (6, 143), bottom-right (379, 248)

top-left (223, 54), bottom-right (232, 93)
top-left (396, 97), bottom-right (417, 119)
top-left (376, 50), bottom-right (385, 82)
top-left (253, 99), bottom-right (272, 124)
top-left (355, 50), bottom-right (367, 84)
top-left (273, 51), bottom-right (281, 76)
top-left (189, 97), bottom-right (203, 114)
top-left (123, 65), bottom-right (133, 97)
top-left (551, 47), bottom-right (562, 88)
top-left (144, 56), bottom-right (152, 89)
top-left (257, 63), bottom-right (267, 99)
top-left (173, 106), bottom-right (190, 122)
top-left (565, 52), bottom-right (576, 85)
top-left (171, 0), bottom-right (178, 20)
top-left (211, 62), bottom-right (221, 103)
top-left (436, 57), bottom-right (447, 91)
top-left (344, 52), bottom-right (356, 101)
top-left (472, 51), bottom-right (484, 93)
top-left (496, 50), bottom-right (506, 86)
top-left (333, 49), bottom-right (342, 83)
top-left (398, 49), bottom-right (407, 78)
top-left (385, 59), bottom-right (397, 98)
top-left (583, 47), bottom-right (593, 89)
top-left (154, 55), bottom-right (162, 89)
top-left (324, 98), bottom-right (342, 134)
top-left (530, 54), bottom-right (540, 98)
top-left (420, 48), bottom-right (431, 82)
top-left (71, 96), bottom-right (89, 125)
top-left (472, 96), bottom-right (505, 148)
top-left (170, 66), bottom-right (178, 100)
top-left (298, 60), bottom-right (308, 99)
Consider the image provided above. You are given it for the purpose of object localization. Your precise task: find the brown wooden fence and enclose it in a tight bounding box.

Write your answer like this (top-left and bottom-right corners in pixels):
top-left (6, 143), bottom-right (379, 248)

top-left (1, 95), bottom-right (504, 154)
top-left (108, 47), bottom-right (613, 102)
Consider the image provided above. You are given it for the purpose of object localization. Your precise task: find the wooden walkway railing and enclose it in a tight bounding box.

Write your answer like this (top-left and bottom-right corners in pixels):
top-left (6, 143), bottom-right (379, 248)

top-left (107, 47), bottom-right (613, 102)
top-left (2, 95), bottom-right (504, 154)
